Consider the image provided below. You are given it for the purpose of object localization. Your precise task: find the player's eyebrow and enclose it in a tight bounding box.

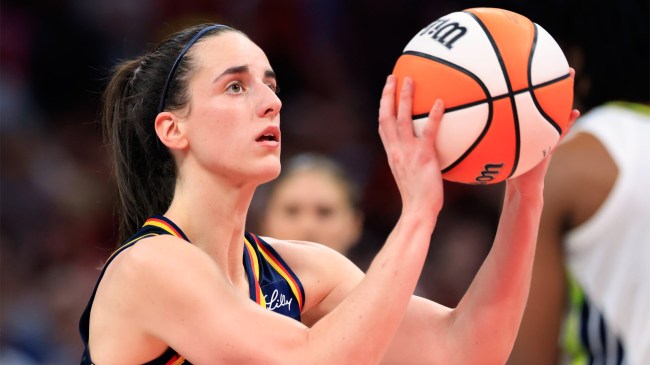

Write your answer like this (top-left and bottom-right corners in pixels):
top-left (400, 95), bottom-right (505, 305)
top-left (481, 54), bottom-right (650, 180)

top-left (264, 70), bottom-right (276, 80)
top-left (213, 65), bottom-right (248, 83)
top-left (213, 65), bottom-right (276, 83)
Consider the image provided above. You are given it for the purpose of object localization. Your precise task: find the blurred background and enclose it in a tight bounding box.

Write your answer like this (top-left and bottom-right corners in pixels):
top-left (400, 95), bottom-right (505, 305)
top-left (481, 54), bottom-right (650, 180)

top-left (1, 0), bottom-right (648, 363)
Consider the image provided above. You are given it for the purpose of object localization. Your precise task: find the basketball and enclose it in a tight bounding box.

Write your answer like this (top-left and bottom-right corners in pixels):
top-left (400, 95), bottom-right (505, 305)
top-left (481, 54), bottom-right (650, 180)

top-left (392, 7), bottom-right (574, 184)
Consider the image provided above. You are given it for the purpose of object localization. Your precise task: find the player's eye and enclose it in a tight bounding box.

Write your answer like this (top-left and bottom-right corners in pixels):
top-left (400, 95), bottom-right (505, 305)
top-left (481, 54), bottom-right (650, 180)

top-left (226, 81), bottom-right (245, 94)
top-left (268, 83), bottom-right (280, 94)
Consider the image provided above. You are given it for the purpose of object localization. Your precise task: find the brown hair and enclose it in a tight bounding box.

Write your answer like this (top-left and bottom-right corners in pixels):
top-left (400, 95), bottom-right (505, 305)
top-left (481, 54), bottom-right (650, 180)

top-left (101, 24), bottom-right (237, 245)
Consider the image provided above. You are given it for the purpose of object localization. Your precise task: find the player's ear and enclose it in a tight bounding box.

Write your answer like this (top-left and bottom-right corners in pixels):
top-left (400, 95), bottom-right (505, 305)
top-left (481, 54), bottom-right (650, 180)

top-left (155, 112), bottom-right (188, 150)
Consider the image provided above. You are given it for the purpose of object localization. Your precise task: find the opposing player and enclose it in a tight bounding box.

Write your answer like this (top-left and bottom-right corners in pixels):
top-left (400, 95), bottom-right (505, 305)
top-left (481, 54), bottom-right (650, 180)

top-left (79, 23), bottom-right (578, 364)
top-left (508, 102), bottom-right (650, 364)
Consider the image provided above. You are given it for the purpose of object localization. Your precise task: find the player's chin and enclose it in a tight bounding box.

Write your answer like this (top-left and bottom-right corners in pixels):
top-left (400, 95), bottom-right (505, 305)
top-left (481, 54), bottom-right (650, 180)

top-left (255, 155), bottom-right (282, 183)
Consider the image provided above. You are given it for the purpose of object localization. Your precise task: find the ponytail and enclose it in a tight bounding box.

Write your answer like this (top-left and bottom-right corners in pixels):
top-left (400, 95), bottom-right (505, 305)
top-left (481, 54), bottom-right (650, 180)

top-left (101, 23), bottom-right (235, 245)
top-left (102, 58), bottom-right (176, 245)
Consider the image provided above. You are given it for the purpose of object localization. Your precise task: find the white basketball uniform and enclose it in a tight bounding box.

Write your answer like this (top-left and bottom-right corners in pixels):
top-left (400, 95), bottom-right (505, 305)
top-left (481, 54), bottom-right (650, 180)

top-left (560, 102), bottom-right (650, 365)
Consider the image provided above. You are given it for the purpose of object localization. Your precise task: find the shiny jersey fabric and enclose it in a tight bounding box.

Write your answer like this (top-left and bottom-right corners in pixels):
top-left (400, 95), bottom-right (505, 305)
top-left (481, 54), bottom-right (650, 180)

top-left (79, 215), bottom-right (305, 364)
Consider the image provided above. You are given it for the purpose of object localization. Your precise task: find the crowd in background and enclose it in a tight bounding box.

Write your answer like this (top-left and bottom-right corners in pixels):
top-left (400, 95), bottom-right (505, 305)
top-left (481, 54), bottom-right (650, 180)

top-left (1, 0), bottom-right (647, 363)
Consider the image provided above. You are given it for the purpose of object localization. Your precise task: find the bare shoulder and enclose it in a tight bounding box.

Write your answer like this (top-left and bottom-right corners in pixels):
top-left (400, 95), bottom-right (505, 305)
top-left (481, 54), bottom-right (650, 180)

top-left (550, 132), bottom-right (615, 179)
top-left (105, 234), bottom-right (216, 284)
top-left (94, 234), bottom-right (225, 317)
top-left (546, 132), bottom-right (617, 228)
top-left (90, 234), bottom-right (226, 362)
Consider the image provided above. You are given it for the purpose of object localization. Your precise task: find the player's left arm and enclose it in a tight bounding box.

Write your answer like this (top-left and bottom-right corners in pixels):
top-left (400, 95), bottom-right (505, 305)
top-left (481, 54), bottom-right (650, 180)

top-left (274, 221), bottom-right (530, 365)
top-left (271, 184), bottom-right (543, 365)
top-left (387, 110), bottom-right (581, 365)
top-left (272, 173), bottom-right (550, 363)
top-left (380, 159), bottom-right (550, 365)
top-left (272, 118), bottom-right (580, 364)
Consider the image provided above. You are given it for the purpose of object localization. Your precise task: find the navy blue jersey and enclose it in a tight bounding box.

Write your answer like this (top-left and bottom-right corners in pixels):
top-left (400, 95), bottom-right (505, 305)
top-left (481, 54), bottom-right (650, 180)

top-left (79, 215), bottom-right (305, 364)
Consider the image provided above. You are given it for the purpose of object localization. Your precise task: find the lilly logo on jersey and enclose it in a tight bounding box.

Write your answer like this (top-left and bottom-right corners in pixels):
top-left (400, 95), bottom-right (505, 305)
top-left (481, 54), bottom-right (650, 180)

top-left (265, 289), bottom-right (293, 312)
top-left (418, 17), bottom-right (467, 49)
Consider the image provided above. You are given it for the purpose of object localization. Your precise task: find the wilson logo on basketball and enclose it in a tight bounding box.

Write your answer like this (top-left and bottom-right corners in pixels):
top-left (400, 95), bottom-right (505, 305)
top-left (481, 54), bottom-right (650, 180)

top-left (475, 163), bottom-right (504, 183)
top-left (419, 18), bottom-right (468, 49)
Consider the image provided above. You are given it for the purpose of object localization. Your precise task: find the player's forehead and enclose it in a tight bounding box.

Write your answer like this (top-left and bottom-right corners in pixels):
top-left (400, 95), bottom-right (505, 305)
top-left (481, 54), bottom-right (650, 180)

top-left (190, 31), bottom-right (273, 77)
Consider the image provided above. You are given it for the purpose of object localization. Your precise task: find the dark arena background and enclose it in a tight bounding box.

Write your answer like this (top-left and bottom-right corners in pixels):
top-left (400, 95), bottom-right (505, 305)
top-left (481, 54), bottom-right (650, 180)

top-left (1, 0), bottom-right (648, 363)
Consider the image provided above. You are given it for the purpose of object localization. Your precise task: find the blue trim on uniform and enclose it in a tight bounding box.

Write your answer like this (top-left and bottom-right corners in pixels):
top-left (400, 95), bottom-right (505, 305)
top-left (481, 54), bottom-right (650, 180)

top-left (149, 214), bottom-right (191, 242)
top-left (242, 242), bottom-right (258, 303)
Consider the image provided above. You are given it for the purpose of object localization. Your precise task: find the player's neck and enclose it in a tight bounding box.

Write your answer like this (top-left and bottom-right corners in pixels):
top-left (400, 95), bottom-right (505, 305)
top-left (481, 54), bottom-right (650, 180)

top-left (163, 170), bottom-right (256, 285)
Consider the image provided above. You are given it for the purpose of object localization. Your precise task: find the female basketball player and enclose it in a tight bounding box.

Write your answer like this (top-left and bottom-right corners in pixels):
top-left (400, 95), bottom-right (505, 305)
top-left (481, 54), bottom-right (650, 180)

top-left (79, 24), bottom-right (579, 364)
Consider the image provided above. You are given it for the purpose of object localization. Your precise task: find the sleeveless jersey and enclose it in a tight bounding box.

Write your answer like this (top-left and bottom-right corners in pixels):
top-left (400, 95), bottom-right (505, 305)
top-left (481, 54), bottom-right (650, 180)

top-left (79, 215), bottom-right (306, 365)
top-left (559, 102), bottom-right (650, 365)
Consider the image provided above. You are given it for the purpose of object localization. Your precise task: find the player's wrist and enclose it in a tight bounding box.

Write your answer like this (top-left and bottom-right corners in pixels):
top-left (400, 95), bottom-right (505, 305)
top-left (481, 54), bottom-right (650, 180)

top-left (399, 206), bottom-right (439, 230)
top-left (504, 181), bottom-right (544, 208)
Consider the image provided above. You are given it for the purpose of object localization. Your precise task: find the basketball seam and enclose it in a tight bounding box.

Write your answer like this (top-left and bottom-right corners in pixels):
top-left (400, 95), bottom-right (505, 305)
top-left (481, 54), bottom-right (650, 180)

top-left (400, 50), bottom-right (494, 174)
top-left (402, 50), bottom-right (492, 99)
top-left (411, 75), bottom-right (571, 119)
top-left (528, 24), bottom-right (564, 135)
top-left (464, 10), bottom-right (521, 179)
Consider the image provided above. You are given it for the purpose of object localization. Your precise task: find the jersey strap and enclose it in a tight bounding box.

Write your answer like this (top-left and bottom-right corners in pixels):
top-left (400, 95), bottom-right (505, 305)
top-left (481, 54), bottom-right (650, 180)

top-left (243, 232), bottom-right (306, 320)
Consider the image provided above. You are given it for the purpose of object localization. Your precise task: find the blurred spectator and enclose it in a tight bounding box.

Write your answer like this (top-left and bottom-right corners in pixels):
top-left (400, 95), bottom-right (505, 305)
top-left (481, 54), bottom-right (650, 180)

top-left (255, 153), bottom-right (364, 257)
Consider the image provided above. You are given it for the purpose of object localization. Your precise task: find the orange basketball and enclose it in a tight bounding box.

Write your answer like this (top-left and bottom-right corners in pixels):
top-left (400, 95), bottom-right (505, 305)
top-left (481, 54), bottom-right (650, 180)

top-left (393, 8), bottom-right (574, 184)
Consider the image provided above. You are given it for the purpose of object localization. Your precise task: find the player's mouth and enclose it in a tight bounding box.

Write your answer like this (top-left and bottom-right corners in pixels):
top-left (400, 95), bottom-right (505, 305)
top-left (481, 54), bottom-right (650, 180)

top-left (256, 126), bottom-right (280, 145)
